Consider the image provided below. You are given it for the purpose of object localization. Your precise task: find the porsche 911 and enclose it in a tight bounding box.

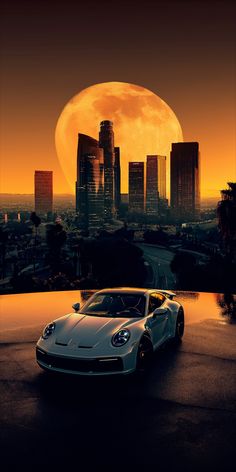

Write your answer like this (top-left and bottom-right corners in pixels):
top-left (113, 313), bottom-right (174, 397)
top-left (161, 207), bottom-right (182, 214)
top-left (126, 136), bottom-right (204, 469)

top-left (36, 287), bottom-right (184, 376)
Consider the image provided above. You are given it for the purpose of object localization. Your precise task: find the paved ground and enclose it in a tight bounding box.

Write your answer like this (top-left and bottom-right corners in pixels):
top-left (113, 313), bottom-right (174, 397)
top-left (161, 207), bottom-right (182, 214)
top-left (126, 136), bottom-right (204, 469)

top-left (1, 293), bottom-right (236, 470)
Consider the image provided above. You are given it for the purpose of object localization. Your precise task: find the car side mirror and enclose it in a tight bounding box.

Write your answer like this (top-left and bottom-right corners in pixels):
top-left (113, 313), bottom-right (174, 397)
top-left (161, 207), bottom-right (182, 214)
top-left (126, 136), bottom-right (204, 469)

top-left (72, 302), bottom-right (80, 312)
top-left (153, 307), bottom-right (168, 318)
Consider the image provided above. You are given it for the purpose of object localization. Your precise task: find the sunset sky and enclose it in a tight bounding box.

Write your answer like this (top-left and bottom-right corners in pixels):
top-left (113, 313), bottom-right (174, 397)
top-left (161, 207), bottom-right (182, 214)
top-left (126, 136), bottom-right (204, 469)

top-left (1, 0), bottom-right (235, 199)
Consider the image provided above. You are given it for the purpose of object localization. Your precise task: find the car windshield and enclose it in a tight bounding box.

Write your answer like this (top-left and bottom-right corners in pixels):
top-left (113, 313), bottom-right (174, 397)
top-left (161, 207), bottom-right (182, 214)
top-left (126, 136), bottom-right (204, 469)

top-left (80, 293), bottom-right (146, 317)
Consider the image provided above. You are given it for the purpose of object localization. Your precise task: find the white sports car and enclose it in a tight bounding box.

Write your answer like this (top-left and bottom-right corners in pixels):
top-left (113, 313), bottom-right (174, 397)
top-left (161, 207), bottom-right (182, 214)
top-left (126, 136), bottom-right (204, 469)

top-left (36, 287), bottom-right (184, 376)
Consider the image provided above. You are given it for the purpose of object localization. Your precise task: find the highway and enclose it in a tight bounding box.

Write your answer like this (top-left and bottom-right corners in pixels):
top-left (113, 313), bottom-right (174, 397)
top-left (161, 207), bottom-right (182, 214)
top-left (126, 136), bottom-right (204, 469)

top-left (137, 243), bottom-right (176, 289)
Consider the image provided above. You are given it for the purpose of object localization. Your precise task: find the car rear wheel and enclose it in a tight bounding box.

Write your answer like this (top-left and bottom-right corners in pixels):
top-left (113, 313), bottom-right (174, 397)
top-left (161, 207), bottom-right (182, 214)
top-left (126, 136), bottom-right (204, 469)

top-left (174, 307), bottom-right (185, 342)
top-left (136, 335), bottom-right (153, 372)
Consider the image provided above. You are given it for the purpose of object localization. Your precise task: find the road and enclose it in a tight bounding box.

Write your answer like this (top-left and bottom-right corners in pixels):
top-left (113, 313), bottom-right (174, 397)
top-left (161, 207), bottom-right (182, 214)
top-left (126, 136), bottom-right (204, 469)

top-left (137, 243), bottom-right (176, 288)
top-left (0, 290), bottom-right (236, 470)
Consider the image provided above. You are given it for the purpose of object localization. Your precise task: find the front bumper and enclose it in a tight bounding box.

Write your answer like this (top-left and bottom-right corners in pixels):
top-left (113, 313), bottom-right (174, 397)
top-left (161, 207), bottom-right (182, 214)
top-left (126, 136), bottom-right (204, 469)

top-left (36, 346), bottom-right (136, 376)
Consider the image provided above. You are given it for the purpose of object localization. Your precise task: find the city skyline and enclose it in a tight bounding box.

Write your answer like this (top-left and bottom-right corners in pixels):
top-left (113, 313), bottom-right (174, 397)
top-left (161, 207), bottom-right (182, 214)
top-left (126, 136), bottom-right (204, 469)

top-left (74, 119), bottom-right (200, 223)
top-left (32, 138), bottom-right (200, 223)
top-left (0, 129), bottom-right (221, 219)
top-left (33, 142), bottom-right (199, 219)
top-left (1, 1), bottom-right (235, 198)
top-left (75, 119), bottom-right (202, 228)
top-left (1, 114), bottom-right (225, 219)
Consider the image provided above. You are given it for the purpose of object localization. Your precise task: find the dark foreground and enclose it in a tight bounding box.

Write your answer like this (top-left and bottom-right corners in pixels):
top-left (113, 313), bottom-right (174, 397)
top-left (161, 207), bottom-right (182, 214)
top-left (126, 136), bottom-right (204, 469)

top-left (0, 291), bottom-right (236, 471)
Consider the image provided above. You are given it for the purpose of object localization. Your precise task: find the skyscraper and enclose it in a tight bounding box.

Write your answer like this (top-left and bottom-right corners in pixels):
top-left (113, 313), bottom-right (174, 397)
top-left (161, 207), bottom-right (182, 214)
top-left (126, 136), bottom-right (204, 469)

top-left (114, 147), bottom-right (121, 215)
top-left (146, 155), bottom-right (158, 215)
top-left (157, 155), bottom-right (167, 199)
top-left (76, 133), bottom-right (99, 213)
top-left (170, 142), bottom-right (200, 219)
top-left (99, 120), bottom-right (115, 220)
top-left (129, 162), bottom-right (144, 213)
top-left (34, 170), bottom-right (53, 214)
top-left (76, 133), bottom-right (104, 230)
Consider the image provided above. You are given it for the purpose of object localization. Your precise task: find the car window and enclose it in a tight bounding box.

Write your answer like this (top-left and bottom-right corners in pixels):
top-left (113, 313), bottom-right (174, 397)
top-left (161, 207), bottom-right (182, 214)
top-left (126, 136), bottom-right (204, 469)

top-left (85, 295), bottom-right (112, 311)
top-left (148, 293), bottom-right (165, 314)
top-left (80, 293), bottom-right (146, 317)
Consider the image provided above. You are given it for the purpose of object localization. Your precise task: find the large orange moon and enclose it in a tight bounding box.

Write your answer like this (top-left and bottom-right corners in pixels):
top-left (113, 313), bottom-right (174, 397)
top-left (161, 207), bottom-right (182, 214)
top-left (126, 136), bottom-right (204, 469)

top-left (55, 82), bottom-right (183, 196)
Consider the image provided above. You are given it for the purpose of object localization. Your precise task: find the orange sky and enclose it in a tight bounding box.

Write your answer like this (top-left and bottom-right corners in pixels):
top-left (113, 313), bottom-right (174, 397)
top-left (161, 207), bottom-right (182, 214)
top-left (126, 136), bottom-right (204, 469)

top-left (1, 1), bottom-right (235, 199)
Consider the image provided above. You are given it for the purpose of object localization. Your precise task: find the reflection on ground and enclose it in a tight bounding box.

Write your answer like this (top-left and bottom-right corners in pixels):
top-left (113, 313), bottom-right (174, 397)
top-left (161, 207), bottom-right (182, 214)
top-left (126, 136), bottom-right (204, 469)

top-left (215, 293), bottom-right (236, 324)
top-left (0, 289), bottom-right (236, 343)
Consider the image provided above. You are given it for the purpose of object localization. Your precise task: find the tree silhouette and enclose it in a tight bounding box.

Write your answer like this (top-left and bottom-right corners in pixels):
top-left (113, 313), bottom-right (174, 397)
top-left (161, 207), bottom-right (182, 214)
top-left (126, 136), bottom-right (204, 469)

top-left (0, 228), bottom-right (8, 279)
top-left (143, 229), bottom-right (168, 245)
top-left (30, 211), bottom-right (41, 228)
top-left (170, 252), bottom-right (197, 289)
top-left (78, 237), bottom-right (146, 288)
top-left (30, 212), bottom-right (41, 272)
top-left (46, 222), bottom-right (67, 273)
top-left (217, 182), bottom-right (236, 260)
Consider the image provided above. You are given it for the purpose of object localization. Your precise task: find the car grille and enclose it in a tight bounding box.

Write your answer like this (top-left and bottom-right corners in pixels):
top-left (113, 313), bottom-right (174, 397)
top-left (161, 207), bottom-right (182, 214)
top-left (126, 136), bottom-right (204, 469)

top-left (36, 348), bottom-right (123, 373)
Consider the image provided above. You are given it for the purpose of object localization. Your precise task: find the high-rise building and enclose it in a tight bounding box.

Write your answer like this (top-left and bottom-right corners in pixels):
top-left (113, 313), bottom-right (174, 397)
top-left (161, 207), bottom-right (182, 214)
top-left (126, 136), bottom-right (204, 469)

top-left (170, 142), bottom-right (200, 219)
top-left (157, 155), bottom-right (167, 199)
top-left (76, 133), bottom-right (99, 213)
top-left (99, 120), bottom-right (115, 220)
top-left (76, 133), bottom-right (104, 230)
top-left (114, 147), bottom-right (121, 215)
top-left (146, 155), bottom-right (158, 215)
top-left (129, 162), bottom-right (144, 213)
top-left (34, 170), bottom-right (53, 214)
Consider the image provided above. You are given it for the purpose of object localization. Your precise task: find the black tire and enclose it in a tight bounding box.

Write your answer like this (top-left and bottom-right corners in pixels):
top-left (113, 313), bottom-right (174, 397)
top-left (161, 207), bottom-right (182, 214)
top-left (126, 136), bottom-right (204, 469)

top-left (174, 307), bottom-right (185, 342)
top-left (136, 335), bottom-right (153, 372)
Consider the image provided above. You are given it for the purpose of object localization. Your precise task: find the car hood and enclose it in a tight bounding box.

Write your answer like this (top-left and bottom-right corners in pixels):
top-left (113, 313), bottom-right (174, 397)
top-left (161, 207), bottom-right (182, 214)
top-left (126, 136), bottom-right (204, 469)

top-left (55, 313), bottom-right (139, 347)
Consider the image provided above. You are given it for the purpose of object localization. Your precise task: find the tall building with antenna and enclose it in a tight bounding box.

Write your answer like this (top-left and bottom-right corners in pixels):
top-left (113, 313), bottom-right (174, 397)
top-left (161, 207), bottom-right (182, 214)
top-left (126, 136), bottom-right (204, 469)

top-left (99, 120), bottom-right (115, 220)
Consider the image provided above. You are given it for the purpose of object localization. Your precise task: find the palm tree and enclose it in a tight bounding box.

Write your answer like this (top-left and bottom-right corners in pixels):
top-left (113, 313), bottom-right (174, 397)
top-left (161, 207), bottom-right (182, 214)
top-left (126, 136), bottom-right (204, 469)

top-left (217, 182), bottom-right (236, 261)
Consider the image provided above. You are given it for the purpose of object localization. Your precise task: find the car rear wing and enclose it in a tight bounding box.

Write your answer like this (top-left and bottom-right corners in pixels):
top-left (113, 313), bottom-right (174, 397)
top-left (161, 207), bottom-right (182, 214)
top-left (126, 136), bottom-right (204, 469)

top-left (157, 290), bottom-right (176, 300)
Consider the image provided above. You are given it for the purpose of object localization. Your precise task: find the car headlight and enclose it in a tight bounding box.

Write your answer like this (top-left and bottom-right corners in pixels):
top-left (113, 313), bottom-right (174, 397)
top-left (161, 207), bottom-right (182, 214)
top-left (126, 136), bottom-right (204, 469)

top-left (112, 329), bottom-right (130, 347)
top-left (42, 322), bottom-right (56, 339)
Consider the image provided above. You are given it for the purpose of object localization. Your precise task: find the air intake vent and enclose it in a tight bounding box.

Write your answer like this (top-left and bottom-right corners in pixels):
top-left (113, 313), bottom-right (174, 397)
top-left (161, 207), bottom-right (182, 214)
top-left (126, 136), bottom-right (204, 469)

top-left (55, 341), bottom-right (68, 346)
top-left (78, 345), bottom-right (93, 349)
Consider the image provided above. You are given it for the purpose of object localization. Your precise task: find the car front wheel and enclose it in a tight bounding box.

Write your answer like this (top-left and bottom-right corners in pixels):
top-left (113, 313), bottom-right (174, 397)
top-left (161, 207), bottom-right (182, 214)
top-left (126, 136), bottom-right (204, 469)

top-left (136, 335), bottom-right (153, 372)
top-left (174, 307), bottom-right (185, 342)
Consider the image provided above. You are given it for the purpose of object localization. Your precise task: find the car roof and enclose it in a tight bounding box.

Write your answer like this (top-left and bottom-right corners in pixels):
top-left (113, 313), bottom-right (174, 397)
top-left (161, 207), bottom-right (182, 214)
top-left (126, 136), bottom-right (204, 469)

top-left (95, 288), bottom-right (176, 299)
top-left (96, 287), bottom-right (155, 296)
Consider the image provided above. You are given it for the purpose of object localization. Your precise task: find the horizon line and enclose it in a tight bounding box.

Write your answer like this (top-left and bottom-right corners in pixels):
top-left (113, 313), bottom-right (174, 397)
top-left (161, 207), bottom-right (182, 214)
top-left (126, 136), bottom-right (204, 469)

top-left (0, 192), bottom-right (221, 200)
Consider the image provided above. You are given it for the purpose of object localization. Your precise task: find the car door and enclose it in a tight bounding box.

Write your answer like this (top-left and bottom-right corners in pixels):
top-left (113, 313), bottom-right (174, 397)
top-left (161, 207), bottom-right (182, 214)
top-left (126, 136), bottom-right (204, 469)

top-left (145, 293), bottom-right (169, 348)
